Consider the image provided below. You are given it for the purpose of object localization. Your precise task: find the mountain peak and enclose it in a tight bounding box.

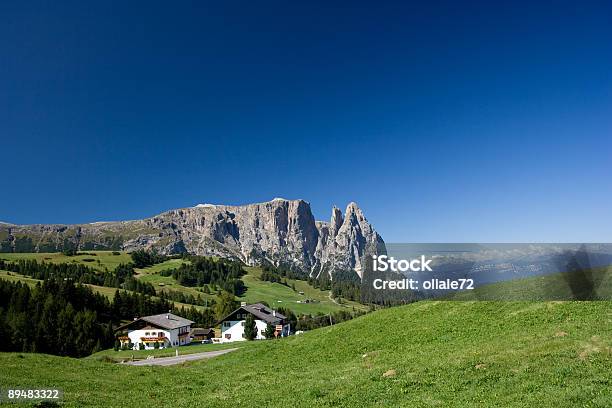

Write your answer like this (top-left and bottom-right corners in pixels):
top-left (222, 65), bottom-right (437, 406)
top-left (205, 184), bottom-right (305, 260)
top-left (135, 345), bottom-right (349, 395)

top-left (0, 199), bottom-right (384, 278)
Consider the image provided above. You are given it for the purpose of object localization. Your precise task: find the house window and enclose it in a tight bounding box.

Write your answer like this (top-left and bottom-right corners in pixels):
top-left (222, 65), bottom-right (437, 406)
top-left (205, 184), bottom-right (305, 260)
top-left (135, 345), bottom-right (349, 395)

top-left (145, 332), bottom-right (150, 336)
top-left (225, 334), bottom-right (231, 340)
top-left (151, 332), bottom-right (156, 336)
top-left (241, 322), bottom-right (245, 327)
top-left (223, 322), bottom-right (231, 328)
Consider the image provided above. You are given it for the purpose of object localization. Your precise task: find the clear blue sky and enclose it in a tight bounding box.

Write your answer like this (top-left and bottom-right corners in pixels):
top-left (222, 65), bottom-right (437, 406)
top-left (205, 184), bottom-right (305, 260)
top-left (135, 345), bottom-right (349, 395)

top-left (1, 1), bottom-right (611, 242)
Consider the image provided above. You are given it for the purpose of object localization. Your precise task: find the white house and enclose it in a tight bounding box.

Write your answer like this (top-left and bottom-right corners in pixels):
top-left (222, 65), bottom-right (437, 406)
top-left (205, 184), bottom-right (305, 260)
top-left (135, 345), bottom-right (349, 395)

top-left (116, 313), bottom-right (194, 350)
top-left (218, 303), bottom-right (290, 343)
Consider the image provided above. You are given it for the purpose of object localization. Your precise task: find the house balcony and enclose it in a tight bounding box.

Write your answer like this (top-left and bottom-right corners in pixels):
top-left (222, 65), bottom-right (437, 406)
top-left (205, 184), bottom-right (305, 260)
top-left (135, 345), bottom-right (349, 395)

top-left (140, 337), bottom-right (168, 342)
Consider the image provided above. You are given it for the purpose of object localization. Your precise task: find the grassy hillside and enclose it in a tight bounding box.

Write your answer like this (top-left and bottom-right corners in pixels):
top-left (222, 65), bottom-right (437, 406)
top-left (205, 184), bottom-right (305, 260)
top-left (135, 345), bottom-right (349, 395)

top-left (132, 258), bottom-right (358, 314)
top-left (240, 266), bottom-right (365, 314)
top-left (0, 251), bottom-right (132, 272)
top-left (0, 300), bottom-right (609, 407)
top-left (0, 270), bottom-right (41, 286)
top-left (133, 259), bottom-right (216, 301)
top-left (134, 258), bottom-right (188, 276)
top-left (0, 270), bottom-right (204, 311)
top-left (0, 252), bottom-right (358, 315)
top-left (451, 265), bottom-right (612, 301)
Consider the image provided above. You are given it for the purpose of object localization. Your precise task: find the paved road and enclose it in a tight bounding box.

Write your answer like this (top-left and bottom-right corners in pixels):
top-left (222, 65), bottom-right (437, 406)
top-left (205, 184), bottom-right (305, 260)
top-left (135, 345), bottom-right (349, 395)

top-left (125, 348), bottom-right (238, 366)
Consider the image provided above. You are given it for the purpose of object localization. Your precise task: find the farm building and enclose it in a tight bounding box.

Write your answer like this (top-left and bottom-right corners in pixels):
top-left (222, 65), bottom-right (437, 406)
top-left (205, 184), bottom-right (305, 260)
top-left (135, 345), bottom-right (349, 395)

top-left (190, 327), bottom-right (215, 342)
top-left (116, 313), bottom-right (194, 350)
top-left (218, 303), bottom-right (290, 342)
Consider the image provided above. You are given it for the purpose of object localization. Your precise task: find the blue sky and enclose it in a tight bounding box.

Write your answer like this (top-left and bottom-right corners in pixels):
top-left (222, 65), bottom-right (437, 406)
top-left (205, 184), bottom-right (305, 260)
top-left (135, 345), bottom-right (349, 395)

top-left (1, 1), bottom-right (611, 242)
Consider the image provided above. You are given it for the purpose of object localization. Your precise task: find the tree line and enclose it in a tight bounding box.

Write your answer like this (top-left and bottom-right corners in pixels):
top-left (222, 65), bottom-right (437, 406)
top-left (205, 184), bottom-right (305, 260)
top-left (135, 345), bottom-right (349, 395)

top-left (0, 276), bottom-right (219, 358)
top-left (158, 289), bottom-right (210, 307)
top-left (294, 309), bottom-right (366, 331)
top-left (160, 256), bottom-right (246, 295)
top-left (306, 268), bottom-right (361, 302)
top-left (0, 278), bottom-right (115, 357)
top-left (0, 259), bottom-right (157, 297)
top-left (129, 249), bottom-right (169, 268)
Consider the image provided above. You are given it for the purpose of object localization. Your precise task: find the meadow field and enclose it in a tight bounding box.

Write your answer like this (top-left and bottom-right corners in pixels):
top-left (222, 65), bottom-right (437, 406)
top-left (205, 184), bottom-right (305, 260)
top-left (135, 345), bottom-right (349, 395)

top-left (0, 300), bottom-right (609, 407)
top-left (0, 251), bottom-right (132, 271)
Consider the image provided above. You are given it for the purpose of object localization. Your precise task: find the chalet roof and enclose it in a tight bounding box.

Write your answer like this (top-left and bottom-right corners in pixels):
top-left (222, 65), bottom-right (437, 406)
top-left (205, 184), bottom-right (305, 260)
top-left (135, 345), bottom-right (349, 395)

top-left (190, 327), bottom-right (214, 336)
top-left (219, 303), bottom-right (286, 325)
top-left (142, 313), bottom-right (194, 330)
top-left (116, 313), bottom-right (194, 332)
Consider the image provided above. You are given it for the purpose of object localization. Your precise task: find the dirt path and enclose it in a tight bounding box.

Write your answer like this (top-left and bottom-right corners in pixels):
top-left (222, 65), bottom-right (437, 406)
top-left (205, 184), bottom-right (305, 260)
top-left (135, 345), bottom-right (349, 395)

top-left (124, 348), bottom-right (238, 366)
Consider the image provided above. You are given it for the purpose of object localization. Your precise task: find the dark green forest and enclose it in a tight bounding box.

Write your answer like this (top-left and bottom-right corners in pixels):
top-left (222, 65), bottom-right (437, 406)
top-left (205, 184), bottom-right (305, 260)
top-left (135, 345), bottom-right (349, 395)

top-left (0, 259), bottom-right (157, 296)
top-left (0, 277), bottom-right (216, 357)
top-left (161, 256), bottom-right (246, 295)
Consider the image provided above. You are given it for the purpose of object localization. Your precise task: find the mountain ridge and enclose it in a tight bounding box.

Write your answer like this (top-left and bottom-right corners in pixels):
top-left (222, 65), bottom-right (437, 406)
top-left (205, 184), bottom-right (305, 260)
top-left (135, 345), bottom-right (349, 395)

top-left (0, 199), bottom-right (385, 279)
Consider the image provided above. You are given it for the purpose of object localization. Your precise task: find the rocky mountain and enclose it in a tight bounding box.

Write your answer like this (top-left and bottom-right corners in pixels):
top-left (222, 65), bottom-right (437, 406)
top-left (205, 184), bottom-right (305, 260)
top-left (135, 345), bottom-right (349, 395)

top-left (0, 199), bottom-right (385, 279)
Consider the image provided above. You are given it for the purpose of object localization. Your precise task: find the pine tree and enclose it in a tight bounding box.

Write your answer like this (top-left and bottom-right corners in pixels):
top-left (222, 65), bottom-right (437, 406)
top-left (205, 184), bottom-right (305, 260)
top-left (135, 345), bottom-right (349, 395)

top-left (264, 323), bottom-right (276, 339)
top-left (214, 291), bottom-right (238, 320)
top-left (244, 314), bottom-right (257, 341)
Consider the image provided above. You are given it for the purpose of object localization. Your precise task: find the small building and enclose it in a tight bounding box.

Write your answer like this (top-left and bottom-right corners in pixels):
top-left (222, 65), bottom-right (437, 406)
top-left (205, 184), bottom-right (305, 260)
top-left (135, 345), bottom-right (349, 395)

top-left (190, 327), bottom-right (214, 342)
top-left (218, 303), bottom-right (290, 343)
top-left (116, 313), bottom-right (194, 350)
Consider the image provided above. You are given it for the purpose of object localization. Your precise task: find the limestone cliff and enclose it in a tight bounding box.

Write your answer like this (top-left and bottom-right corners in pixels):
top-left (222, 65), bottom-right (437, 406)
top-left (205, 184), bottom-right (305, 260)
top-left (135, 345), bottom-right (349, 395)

top-left (0, 199), bottom-right (385, 279)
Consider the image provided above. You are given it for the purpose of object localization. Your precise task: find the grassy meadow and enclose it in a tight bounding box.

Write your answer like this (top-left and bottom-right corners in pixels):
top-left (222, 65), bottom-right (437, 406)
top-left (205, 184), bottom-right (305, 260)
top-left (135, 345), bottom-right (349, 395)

top-left (0, 251), bottom-right (132, 272)
top-left (240, 266), bottom-right (365, 314)
top-left (452, 265), bottom-right (612, 301)
top-left (0, 300), bottom-right (609, 407)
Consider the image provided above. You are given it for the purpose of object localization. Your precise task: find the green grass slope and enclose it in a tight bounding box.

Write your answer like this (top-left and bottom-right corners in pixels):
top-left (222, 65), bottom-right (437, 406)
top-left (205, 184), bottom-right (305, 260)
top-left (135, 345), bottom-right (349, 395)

top-left (0, 251), bottom-right (132, 271)
top-left (133, 260), bottom-right (359, 314)
top-left (0, 271), bottom-right (204, 311)
top-left (240, 266), bottom-right (365, 314)
top-left (451, 265), bottom-right (612, 301)
top-left (1, 300), bottom-right (609, 407)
